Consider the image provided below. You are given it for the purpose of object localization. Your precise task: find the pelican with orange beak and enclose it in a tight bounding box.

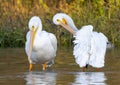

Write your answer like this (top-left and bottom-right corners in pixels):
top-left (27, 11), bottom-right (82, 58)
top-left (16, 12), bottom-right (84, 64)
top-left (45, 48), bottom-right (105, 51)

top-left (53, 13), bottom-right (108, 71)
top-left (25, 16), bottom-right (57, 71)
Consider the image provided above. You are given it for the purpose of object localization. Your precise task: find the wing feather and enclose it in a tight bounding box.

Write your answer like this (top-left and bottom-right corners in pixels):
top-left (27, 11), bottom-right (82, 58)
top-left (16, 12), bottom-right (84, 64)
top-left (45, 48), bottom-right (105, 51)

top-left (89, 32), bottom-right (108, 68)
top-left (49, 33), bottom-right (57, 53)
top-left (73, 25), bottom-right (93, 67)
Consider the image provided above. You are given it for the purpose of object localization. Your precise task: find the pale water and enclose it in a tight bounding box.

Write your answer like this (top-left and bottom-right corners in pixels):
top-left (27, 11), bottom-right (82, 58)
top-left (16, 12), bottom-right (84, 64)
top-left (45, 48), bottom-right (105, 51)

top-left (0, 48), bottom-right (120, 85)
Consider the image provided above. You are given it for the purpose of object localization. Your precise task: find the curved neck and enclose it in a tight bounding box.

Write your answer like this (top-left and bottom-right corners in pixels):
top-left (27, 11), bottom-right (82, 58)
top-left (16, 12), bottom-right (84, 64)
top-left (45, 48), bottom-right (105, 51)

top-left (68, 22), bottom-right (78, 32)
top-left (65, 14), bottom-right (78, 32)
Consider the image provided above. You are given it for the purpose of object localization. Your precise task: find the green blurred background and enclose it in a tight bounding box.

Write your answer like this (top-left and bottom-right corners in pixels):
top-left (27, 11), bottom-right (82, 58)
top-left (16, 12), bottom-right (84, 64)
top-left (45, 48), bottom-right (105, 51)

top-left (0, 0), bottom-right (120, 48)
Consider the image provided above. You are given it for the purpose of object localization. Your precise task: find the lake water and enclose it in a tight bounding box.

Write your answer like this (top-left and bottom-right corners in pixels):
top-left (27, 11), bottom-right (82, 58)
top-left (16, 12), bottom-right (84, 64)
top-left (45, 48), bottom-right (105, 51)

top-left (0, 48), bottom-right (120, 85)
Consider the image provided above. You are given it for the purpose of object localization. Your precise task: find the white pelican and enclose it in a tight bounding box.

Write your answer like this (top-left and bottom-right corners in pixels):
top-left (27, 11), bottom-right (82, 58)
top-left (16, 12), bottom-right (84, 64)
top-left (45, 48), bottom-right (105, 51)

top-left (25, 16), bottom-right (57, 71)
top-left (53, 13), bottom-right (108, 71)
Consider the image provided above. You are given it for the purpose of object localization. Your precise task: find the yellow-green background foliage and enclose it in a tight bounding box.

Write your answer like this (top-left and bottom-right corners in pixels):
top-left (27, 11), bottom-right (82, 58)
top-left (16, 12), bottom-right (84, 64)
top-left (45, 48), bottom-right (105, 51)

top-left (0, 0), bottom-right (120, 48)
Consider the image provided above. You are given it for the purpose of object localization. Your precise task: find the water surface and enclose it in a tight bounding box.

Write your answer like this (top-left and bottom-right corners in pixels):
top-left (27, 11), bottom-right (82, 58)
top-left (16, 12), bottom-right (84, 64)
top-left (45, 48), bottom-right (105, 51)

top-left (0, 48), bottom-right (120, 85)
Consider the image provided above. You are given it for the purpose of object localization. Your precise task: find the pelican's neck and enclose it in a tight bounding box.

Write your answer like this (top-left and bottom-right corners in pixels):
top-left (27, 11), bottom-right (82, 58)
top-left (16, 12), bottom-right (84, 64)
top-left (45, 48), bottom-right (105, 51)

top-left (68, 22), bottom-right (78, 32)
top-left (68, 22), bottom-right (78, 36)
top-left (37, 27), bottom-right (42, 33)
top-left (64, 14), bottom-right (78, 32)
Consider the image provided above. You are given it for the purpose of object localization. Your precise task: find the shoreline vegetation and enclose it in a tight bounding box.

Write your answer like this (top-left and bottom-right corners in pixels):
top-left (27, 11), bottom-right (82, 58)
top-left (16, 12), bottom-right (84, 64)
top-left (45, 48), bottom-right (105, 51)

top-left (0, 0), bottom-right (120, 48)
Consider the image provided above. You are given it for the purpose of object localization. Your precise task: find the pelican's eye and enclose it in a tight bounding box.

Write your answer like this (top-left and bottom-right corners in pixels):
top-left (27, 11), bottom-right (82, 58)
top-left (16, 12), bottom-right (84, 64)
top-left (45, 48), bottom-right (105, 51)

top-left (62, 18), bottom-right (67, 25)
top-left (57, 19), bottom-right (60, 22)
top-left (32, 26), bottom-right (35, 31)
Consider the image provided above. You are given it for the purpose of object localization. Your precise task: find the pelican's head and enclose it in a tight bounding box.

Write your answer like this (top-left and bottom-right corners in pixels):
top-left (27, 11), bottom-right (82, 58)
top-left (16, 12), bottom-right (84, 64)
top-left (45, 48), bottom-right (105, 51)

top-left (53, 13), bottom-right (68, 25)
top-left (29, 16), bottom-right (42, 31)
top-left (28, 16), bottom-right (42, 57)
top-left (53, 13), bottom-right (78, 35)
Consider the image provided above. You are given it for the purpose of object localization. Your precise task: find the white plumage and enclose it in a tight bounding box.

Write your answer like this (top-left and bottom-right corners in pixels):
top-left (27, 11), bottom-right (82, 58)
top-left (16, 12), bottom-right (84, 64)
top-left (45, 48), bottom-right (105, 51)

top-left (73, 25), bottom-right (93, 67)
top-left (25, 16), bottom-right (57, 71)
top-left (53, 13), bottom-right (108, 71)
top-left (89, 32), bottom-right (108, 68)
top-left (73, 26), bottom-right (108, 68)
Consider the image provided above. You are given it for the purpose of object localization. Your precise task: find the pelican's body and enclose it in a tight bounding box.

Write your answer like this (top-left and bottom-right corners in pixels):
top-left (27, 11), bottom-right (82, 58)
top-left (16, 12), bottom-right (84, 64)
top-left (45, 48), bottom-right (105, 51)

top-left (25, 16), bottom-right (57, 70)
top-left (53, 13), bottom-right (108, 71)
top-left (25, 31), bottom-right (57, 64)
top-left (73, 26), bottom-right (108, 68)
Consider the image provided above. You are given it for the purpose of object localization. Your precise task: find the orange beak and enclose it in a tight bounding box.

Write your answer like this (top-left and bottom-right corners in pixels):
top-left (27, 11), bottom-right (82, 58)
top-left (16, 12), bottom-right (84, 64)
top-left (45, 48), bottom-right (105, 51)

top-left (57, 18), bottom-right (75, 35)
top-left (28, 26), bottom-right (38, 62)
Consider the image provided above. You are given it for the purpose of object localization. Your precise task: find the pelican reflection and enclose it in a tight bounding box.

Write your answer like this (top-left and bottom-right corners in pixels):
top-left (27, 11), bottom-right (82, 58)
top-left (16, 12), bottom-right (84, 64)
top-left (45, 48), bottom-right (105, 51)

top-left (25, 71), bottom-right (57, 85)
top-left (73, 72), bottom-right (107, 85)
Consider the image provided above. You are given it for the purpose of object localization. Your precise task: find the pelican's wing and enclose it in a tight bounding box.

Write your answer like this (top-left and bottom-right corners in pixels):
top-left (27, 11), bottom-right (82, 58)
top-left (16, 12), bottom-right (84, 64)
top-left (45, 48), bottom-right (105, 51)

top-left (73, 25), bottom-right (93, 67)
top-left (25, 31), bottom-right (30, 56)
top-left (89, 32), bottom-right (108, 68)
top-left (49, 33), bottom-right (57, 52)
top-left (46, 33), bottom-right (57, 66)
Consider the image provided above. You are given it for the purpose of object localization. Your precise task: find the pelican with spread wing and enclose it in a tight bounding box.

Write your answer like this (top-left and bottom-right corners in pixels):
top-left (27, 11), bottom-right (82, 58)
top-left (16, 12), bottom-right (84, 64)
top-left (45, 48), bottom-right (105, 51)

top-left (25, 16), bottom-right (57, 71)
top-left (53, 13), bottom-right (108, 71)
